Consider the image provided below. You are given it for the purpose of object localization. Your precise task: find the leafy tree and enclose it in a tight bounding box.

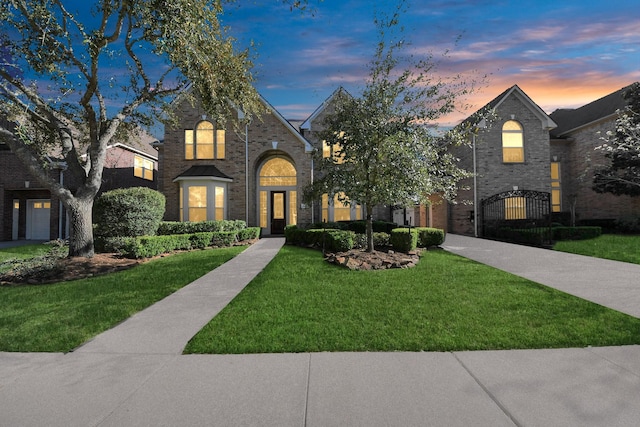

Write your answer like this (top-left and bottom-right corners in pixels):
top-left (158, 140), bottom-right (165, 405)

top-left (304, 2), bottom-right (478, 252)
top-left (0, 0), bottom-right (304, 257)
top-left (593, 83), bottom-right (640, 196)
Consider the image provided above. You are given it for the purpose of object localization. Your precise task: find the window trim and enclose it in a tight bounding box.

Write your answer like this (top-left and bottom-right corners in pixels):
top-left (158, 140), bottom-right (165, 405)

top-left (185, 120), bottom-right (226, 160)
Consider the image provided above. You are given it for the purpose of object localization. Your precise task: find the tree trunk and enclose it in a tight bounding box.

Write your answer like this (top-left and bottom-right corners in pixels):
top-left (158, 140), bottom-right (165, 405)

top-left (366, 209), bottom-right (374, 253)
top-left (67, 197), bottom-right (95, 258)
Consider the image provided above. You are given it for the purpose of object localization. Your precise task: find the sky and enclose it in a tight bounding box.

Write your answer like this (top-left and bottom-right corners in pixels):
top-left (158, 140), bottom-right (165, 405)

top-left (218, 0), bottom-right (640, 126)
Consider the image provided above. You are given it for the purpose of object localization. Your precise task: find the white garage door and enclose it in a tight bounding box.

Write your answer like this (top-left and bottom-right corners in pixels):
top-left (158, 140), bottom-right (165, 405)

top-left (26, 199), bottom-right (51, 240)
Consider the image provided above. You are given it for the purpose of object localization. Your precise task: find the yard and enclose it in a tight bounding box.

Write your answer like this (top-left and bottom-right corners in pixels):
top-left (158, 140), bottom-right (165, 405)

top-left (2, 235), bottom-right (640, 353)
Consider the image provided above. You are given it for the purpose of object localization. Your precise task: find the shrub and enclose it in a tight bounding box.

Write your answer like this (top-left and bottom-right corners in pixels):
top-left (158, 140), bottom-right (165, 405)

top-left (614, 217), bottom-right (640, 234)
top-left (325, 230), bottom-right (354, 252)
top-left (553, 226), bottom-right (602, 241)
top-left (190, 232), bottom-right (214, 249)
top-left (157, 220), bottom-right (246, 235)
top-left (237, 227), bottom-right (261, 241)
top-left (284, 226), bottom-right (354, 252)
top-left (390, 228), bottom-right (418, 253)
top-left (94, 187), bottom-right (165, 238)
top-left (415, 227), bottom-right (445, 247)
top-left (211, 232), bottom-right (236, 247)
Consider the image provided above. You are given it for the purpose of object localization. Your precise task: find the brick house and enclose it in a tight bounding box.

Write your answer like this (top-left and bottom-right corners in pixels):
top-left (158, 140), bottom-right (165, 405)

top-left (446, 83), bottom-right (639, 237)
top-left (0, 119), bottom-right (158, 242)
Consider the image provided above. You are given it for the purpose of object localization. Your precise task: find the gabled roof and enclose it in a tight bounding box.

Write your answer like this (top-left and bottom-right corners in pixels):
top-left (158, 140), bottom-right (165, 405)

top-left (258, 94), bottom-right (313, 153)
top-left (173, 165), bottom-right (233, 182)
top-left (300, 87), bottom-right (350, 131)
top-left (549, 84), bottom-right (634, 138)
top-left (476, 85), bottom-right (557, 130)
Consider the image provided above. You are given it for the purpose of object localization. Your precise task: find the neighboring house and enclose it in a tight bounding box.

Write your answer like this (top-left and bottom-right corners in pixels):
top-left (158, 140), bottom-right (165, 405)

top-left (445, 83), bottom-right (639, 237)
top-left (0, 120), bottom-right (158, 242)
top-left (158, 83), bottom-right (638, 238)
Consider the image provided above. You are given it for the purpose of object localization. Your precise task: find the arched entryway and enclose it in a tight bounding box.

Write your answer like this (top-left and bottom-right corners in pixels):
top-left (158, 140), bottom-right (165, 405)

top-left (257, 157), bottom-right (297, 235)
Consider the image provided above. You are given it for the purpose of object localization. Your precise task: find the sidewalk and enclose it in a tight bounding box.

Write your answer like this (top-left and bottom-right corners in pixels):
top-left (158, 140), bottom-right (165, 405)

top-left (2, 235), bottom-right (640, 426)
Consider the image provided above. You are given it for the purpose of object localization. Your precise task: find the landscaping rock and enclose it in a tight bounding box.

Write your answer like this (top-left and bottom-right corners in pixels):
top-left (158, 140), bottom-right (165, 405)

top-left (325, 249), bottom-right (420, 270)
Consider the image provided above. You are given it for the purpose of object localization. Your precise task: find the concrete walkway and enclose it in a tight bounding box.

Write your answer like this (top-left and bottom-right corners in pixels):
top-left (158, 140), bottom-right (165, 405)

top-left (2, 235), bottom-right (640, 426)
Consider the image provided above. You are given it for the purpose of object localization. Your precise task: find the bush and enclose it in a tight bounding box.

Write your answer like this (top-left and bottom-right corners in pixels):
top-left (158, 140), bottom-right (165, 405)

top-left (614, 217), bottom-right (640, 234)
top-left (284, 226), bottom-right (354, 252)
top-left (553, 226), bottom-right (602, 241)
top-left (211, 232), bottom-right (237, 247)
top-left (237, 227), bottom-right (261, 241)
top-left (390, 228), bottom-right (418, 253)
top-left (94, 187), bottom-right (165, 238)
top-left (415, 227), bottom-right (445, 247)
top-left (190, 232), bottom-right (214, 249)
top-left (157, 220), bottom-right (246, 235)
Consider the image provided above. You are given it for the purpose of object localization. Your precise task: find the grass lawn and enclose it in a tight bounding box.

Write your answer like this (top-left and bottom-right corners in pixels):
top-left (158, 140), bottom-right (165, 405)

top-left (0, 243), bottom-right (56, 273)
top-left (554, 234), bottom-right (640, 265)
top-left (0, 246), bottom-right (245, 352)
top-left (184, 245), bottom-right (640, 354)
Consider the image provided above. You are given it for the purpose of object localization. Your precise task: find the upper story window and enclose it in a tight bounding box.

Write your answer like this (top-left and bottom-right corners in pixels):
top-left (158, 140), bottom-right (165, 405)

top-left (259, 158), bottom-right (297, 186)
top-left (185, 120), bottom-right (226, 160)
top-left (322, 131), bottom-right (345, 164)
top-left (502, 120), bottom-right (524, 163)
top-left (134, 155), bottom-right (154, 181)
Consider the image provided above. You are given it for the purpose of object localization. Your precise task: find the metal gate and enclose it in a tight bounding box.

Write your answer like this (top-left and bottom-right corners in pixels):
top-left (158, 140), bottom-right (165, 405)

top-left (481, 189), bottom-right (552, 247)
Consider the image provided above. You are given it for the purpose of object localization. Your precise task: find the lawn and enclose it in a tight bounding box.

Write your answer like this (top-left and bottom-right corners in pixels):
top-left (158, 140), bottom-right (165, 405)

top-left (0, 243), bottom-right (57, 273)
top-left (554, 234), bottom-right (640, 265)
top-left (0, 245), bottom-right (246, 352)
top-left (184, 245), bottom-right (640, 354)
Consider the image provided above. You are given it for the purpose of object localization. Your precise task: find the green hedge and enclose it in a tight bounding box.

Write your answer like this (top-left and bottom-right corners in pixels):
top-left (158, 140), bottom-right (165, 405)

top-left (390, 228), bottom-right (418, 253)
top-left (415, 227), bottom-right (445, 247)
top-left (94, 187), bottom-right (165, 238)
top-left (157, 220), bottom-right (246, 235)
top-left (553, 226), bottom-right (602, 241)
top-left (285, 225), bottom-right (354, 252)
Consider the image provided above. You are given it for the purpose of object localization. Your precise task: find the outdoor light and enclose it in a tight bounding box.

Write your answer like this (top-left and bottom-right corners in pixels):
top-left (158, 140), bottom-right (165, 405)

top-left (513, 185), bottom-right (518, 190)
top-left (272, 141), bottom-right (278, 150)
top-left (24, 181), bottom-right (29, 188)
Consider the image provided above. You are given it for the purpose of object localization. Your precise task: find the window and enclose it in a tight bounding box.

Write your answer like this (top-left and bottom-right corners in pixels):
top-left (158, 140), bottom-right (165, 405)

top-left (505, 197), bottom-right (526, 220)
top-left (259, 158), bottom-right (297, 186)
top-left (551, 162), bottom-right (562, 212)
top-left (502, 120), bottom-right (524, 163)
top-left (178, 182), bottom-right (228, 222)
top-left (322, 193), bottom-right (363, 222)
top-left (322, 131), bottom-right (345, 164)
top-left (185, 120), bottom-right (226, 160)
top-left (134, 155), bottom-right (154, 181)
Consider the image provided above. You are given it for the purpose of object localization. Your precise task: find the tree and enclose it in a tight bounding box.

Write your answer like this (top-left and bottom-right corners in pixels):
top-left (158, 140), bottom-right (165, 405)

top-left (0, 0), bottom-right (304, 257)
top-left (593, 83), bottom-right (640, 196)
top-left (303, 2), bottom-right (478, 252)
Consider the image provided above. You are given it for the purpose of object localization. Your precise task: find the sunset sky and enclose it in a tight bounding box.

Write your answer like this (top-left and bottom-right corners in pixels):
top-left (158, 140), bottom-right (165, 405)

top-left (221, 0), bottom-right (640, 125)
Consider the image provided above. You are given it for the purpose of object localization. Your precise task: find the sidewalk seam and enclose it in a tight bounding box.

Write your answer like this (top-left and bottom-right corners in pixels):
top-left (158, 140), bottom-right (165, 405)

top-left (303, 353), bottom-right (312, 427)
top-left (452, 352), bottom-right (522, 427)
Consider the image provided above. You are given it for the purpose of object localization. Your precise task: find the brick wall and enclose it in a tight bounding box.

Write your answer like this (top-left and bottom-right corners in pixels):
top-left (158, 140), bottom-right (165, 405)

top-left (161, 97), bottom-right (313, 228)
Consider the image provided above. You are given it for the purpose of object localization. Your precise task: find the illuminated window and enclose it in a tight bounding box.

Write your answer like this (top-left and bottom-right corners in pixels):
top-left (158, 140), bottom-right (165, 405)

top-left (188, 186), bottom-right (207, 222)
top-left (289, 191), bottom-right (297, 225)
top-left (215, 186), bottom-right (225, 221)
top-left (322, 131), bottom-right (345, 164)
top-left (502, 121), bottom-right (524, 163)
top-left (259, 158), bottom-right (297, 186)
top-left (551, 162), bottom-right (561, 212)
top-left (321, 193), bottom-right (362, 222)
top-left (134, 155), bottom-right (154, 181)
top-left (185, 121), bottom-right (226, 160)
top-left (505, 197), bottom-right (526, 220)
top-left (260, 191), bottom-right (268, 228)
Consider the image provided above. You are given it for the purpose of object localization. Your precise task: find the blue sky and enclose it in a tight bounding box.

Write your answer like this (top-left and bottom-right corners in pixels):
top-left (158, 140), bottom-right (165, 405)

top-left (220, 0), bottom-right (639, 125)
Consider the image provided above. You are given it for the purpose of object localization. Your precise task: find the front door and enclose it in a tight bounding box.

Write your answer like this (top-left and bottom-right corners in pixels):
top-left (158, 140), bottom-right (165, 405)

top-left (26, 199), bottom-right (51, 240)
top-left (271, 191), bottom-right (286, 235)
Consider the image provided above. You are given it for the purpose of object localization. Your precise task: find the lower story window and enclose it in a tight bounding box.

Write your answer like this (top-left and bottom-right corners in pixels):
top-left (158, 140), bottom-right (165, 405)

top-left (177, 181), bottom-right (228, 222)
top-left (505, 197), bottom-right (526, 220)
top-left (322, 193), bottom-right (363, 222)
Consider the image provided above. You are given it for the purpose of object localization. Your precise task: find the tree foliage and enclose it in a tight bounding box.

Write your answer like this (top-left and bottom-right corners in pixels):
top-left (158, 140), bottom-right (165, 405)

top-left (0, 0), bottom-right (302, 256)
top-left (303, 1), bottom-right (479, 251)
top-left (593, 83), bottom-right (640, 196)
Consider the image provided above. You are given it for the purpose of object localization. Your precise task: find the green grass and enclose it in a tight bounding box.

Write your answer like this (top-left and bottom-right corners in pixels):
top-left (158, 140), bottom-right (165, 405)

top-left (0, 246), bottom-right (245, 352)
top-left (184, 246), bottom-right (640, 354)
top-left (554, 234), bottom-right (640, 265)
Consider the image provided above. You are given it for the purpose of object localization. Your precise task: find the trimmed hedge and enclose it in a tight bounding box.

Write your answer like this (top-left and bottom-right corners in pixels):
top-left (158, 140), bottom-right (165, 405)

top-left (157, 220), bottom-right (246, 235)
top-left (390, 228), bottom-right (418, 253)
top-left (285, 225), bottom-right (354, 252)
top-left (94, 187), bottom-right (165, 238)
top-left (552, 226), bottom-right (602, 241)
top-left (415, 227), bottom-right (445, 247)
top-left (102, 227), bottom-right (262, 258)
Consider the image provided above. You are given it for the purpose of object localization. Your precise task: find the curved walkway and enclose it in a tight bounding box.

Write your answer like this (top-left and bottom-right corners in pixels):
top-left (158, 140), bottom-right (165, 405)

top-left (2, 235), bottom-right (640, 426)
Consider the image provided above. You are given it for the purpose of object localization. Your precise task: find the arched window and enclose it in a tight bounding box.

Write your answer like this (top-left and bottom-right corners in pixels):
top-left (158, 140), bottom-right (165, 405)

top-left (259, 158), bottom-right (297, 186)
top-left (185, 120), bottom-right (226, 160)
top-left (502, 120), bottom-right (524, 163)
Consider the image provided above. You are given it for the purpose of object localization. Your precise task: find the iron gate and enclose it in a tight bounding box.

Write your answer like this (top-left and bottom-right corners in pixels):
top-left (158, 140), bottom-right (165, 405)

top-left (481, 189), bottom-right (552, 247)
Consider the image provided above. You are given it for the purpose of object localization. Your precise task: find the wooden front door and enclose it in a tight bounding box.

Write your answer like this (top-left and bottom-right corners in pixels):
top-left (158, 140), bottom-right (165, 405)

top-left (271, 191), bottom-right (286, 235)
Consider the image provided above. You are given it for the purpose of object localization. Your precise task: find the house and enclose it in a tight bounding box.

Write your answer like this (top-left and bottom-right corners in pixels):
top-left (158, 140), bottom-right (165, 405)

top-left (158, 83), bottom-right (638, 239)
top-left (0, 119), bottom-right (158, 242)
top-left (446, 83), bottom-right (639, 238)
